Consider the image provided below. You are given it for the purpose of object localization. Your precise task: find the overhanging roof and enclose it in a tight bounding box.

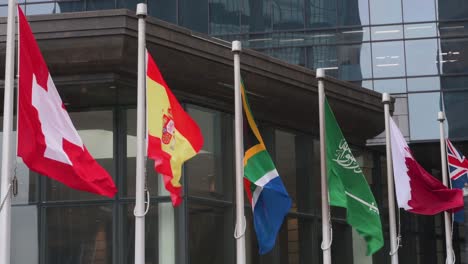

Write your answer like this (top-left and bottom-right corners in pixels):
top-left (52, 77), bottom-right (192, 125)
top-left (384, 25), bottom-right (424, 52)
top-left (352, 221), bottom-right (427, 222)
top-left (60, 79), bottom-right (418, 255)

top-left (0, 9), bottom-right (391, 145)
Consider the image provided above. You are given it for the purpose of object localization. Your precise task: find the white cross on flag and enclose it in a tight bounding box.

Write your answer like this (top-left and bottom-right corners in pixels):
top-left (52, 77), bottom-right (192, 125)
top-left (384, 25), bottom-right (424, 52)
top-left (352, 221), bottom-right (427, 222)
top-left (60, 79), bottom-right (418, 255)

top-left (17, 7), bottom-right (117, 197)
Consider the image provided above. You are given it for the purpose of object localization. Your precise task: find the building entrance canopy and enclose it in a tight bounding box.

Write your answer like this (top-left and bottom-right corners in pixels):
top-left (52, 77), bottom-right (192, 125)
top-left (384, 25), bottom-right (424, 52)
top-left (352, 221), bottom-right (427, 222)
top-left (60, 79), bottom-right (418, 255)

top-left (0, 9), bottom-right (388, 145)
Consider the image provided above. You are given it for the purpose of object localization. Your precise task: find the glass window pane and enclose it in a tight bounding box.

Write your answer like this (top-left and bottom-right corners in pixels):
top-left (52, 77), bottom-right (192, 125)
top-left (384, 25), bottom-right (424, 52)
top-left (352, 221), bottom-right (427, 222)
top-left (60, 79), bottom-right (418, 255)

top-left (188, 203), bottom-right (233, 264)
top-left (269, 47), bottom-right (306, 67)
top-left (273, 31), bottom-right (306, 48)
top-left (86, 0), bottom-right (114, 11)
top-left (25, 3), bottom-right (56, 15)
top-left (244, 33), bottom-right (274, 49)
top-left (307, 0), bottom-right (337, 28)
top-left (186, 106), bottom-right (233, 201)
top-left (45, 205), bottom-right (113, 264)
top-left (272, 0), bottom-right (304, 30)
top-left (439, 38), bottom-right (468, 74)
top-left (438, 0), bottom-right (468, 21)
top-left (443, 90), bottom-right (468, 138)
top-left (117, 0), bottom-right (138, 11)
top-left (374, 78), bottom-right (406, 94)
top-left (404, 23), bottom-right (437, 39)
top-left (179, 0), bottom-right (208, 33)
top-left (241, 0), bottom-right (272, 33)
top-left (11, 205), bottom-right (38, 264)
top-left (402, 0), bottom-right (435, 22)
top-left (441, 76), bottom-right (468, 90)
top-left (337, 43), bottom-right (372, 81)
top-left (148, 0), bottom-right (176, 24)
top-left (120, 203), bottom-right (162, 264)
top-left (409, 92), bottom-right (441, 140)
top-left (0, 6), bottom-right (7, 17)
top-left (56, 1), bottom-right (84, 13)
top-left (307, 45), bottom-right (338, 76)
top-left (407, 77), bottom-right (441, 92)
top-left (369, 0), bottom-right (402, 25)
top-left (209, 0), bottom-right (241, 34)
top-left (125, 109), bottom-right (158, 197)
top-left (371, 25), bottom-right (403, 41)
top-left (45, 110), bottom-right (115, 201)
top-left (372, 41), bottom-right (406, 78)
top-left (439, 21), bottom-right (468, 37)
top-left (304, 30), bottom-right (337, 46)
top-left (337, 27), bottom-right (370, 43)
top-left (405, 39), bottom-right (439, 76)
top-left (337, 0), bottom-right (369, 26)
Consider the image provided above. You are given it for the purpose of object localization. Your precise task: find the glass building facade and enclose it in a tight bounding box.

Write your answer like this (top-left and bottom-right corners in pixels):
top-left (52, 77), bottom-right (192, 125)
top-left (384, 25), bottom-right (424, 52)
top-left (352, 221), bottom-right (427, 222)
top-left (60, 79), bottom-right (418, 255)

top-left (1, 0), bottom-right (467, 263)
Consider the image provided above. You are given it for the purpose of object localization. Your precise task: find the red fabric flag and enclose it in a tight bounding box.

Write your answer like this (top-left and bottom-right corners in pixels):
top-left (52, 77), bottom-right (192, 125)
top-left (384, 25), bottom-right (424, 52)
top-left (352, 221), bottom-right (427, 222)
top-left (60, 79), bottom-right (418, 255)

top-left (17, 7), bottom-right (117, 197)
top-left (146, 52), bottom-right (203, 206)
top-left (390, 117), bottom-right (463, 215)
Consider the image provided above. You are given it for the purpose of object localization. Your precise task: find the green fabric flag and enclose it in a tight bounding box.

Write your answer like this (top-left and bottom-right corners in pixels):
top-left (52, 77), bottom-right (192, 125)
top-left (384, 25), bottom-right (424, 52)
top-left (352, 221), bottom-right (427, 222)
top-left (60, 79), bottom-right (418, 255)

top-left (325, 98), bottom-right (384, 255)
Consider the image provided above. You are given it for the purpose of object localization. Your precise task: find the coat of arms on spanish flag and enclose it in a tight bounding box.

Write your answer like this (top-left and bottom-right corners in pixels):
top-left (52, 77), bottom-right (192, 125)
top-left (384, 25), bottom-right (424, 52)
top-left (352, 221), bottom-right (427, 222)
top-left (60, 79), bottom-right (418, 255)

top-left (146, 51), bottom-right (203, 206)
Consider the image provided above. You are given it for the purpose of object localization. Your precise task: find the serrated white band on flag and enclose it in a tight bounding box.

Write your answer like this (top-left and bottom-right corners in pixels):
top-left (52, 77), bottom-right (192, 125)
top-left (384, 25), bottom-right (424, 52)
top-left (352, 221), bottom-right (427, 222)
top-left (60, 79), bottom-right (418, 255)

top-left (389, 117), bottom-right (412, 211)
top-left (254, 169), bottom-right (279, 187)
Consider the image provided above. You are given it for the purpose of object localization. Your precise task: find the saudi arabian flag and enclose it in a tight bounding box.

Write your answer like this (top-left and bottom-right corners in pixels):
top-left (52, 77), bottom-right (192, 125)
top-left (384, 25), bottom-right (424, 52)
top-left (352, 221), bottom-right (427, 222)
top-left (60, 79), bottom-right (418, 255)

top-left (325, 98), bottom-right (384, 255)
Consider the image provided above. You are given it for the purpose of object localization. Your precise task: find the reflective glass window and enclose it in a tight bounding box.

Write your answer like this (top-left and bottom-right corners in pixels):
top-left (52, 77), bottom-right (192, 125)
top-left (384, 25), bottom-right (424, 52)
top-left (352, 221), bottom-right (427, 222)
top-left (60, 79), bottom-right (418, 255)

top-left (188, 203), bottom-right (234, 264)
top-left (443, 90), bottom-right (468, 138)
top-left (304, 30), bottom-right (337, 46)
top-left (408, 92), bottom-right (441, 140)
top-left (186, 106), bottom-right (233, 201)
top-left (404, 23), bottom-right (437, 39)
top-left (244, 33), bottom-right (274, 49)
top-left (371, 25), bottom-right (403, 41)
top-left (402, 0), bottom-right (436, 23)
top-left (11, 205), bottom-right (38, 264)
top-left (336, 43), bottom-right (372, 80)
top-left (117, 0), bottom-right (138, 11)
top-left (179, 0), bottom-right (209, 34)
top-left (45, 205), bottom-right (113, 264)
top-left (209, 0), bottom-right (241, 34)
top-left (241, 0), bottom-right (272, 33)
top-left (272, 0), bottom-right (305, 30)
top-left (374, 78), bottom-right (406, 94)
top-left (86, 0), bottom-right (114, 11)
top-left (120, 203), bottom-right (162, 264)
top-left (148, 0), bottom-right (177, 24)
top-left (269, 47), bottom-right (306, 67)
top-left (407, 77), bottom-right (441, 92)
top-left (307, 45), bottom-right (338, 76)
top-left (273, 31), bottom-right (307, 47)
top-left (25, 2), bottom-right (56, 15)
top-left (0, 6), bottom-right (7, 17)
top-left (337, 0), bottom-right (369, 26)
top-left (45, 110), bottom-right (115, 201)
top-left (56, 1), bottom-right (84, 13)
top-left (369, 0), bottom-right (402, 25)
top-left (372, 41), bottom-right (406, 78)
top-left (405, 39), bottom-right (439, 76)
top-left (441, 76), bottom-right (468, 90)
top-left (439, 21), bottom-right (468, 37)
top-left (438, 0), bottom-right (468, 21)
top-left (439, 38), bottom-right (468, 74)
top-left (337, 27), bottom-right (370, 43)
top-left (306, 0), bottom-right (337, 28)
top-left (125, 109), bottom-right (158, 198)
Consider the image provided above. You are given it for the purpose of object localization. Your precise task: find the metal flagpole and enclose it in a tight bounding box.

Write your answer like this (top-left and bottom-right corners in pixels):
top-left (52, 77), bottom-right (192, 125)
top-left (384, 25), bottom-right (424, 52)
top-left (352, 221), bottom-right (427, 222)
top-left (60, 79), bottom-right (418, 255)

top-left (0, 0), bottom-right (17, 263)
top-left (317, 68), bottom-right (332, 264)
top-left (134, 3), bottom-right (147, 264)
top-left (437, 111), bottom-right (455, 264)
top-left (382, 93), bottom-right (399, 264)
top-left (232, 40), bottom-right (246, 264)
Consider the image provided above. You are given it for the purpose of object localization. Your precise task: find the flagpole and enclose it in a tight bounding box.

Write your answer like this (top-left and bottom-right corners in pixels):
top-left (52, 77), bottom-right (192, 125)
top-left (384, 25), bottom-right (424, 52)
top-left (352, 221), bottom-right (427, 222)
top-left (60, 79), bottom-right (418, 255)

top-left (317, 68), bottom-right (332, 264)
top-left (232, 40), bottom-right (246, 264)
top-left (437, 111), bottom-right (455, 264)
top-left (134, 3), bottom-right (147, 264)
top-left (382, 93), bottom-right (399, 264)
top-left (0, 0), bottom-right (17, 263)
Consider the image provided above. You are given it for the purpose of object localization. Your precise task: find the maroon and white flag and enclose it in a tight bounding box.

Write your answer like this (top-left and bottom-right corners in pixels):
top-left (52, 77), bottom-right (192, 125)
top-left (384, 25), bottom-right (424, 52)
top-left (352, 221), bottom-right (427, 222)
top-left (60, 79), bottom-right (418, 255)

top-left (389, 117), bottom-right (463, 215)
top-left (17, 7), bottom-right (117, 197)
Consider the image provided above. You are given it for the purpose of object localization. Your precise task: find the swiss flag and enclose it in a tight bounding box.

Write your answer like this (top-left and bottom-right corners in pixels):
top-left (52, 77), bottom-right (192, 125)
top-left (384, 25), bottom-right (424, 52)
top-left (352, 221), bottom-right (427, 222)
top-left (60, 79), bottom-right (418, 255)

top-left (17, 7), bottom-right (117, 197)
top-left (389, 117), bottom-right (463, 215)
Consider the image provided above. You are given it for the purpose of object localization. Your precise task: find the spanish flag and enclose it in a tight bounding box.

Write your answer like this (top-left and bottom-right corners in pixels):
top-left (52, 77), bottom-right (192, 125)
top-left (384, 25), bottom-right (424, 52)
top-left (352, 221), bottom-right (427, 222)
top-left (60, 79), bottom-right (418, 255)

top-left (146, 51), bottom-right (203, 206)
